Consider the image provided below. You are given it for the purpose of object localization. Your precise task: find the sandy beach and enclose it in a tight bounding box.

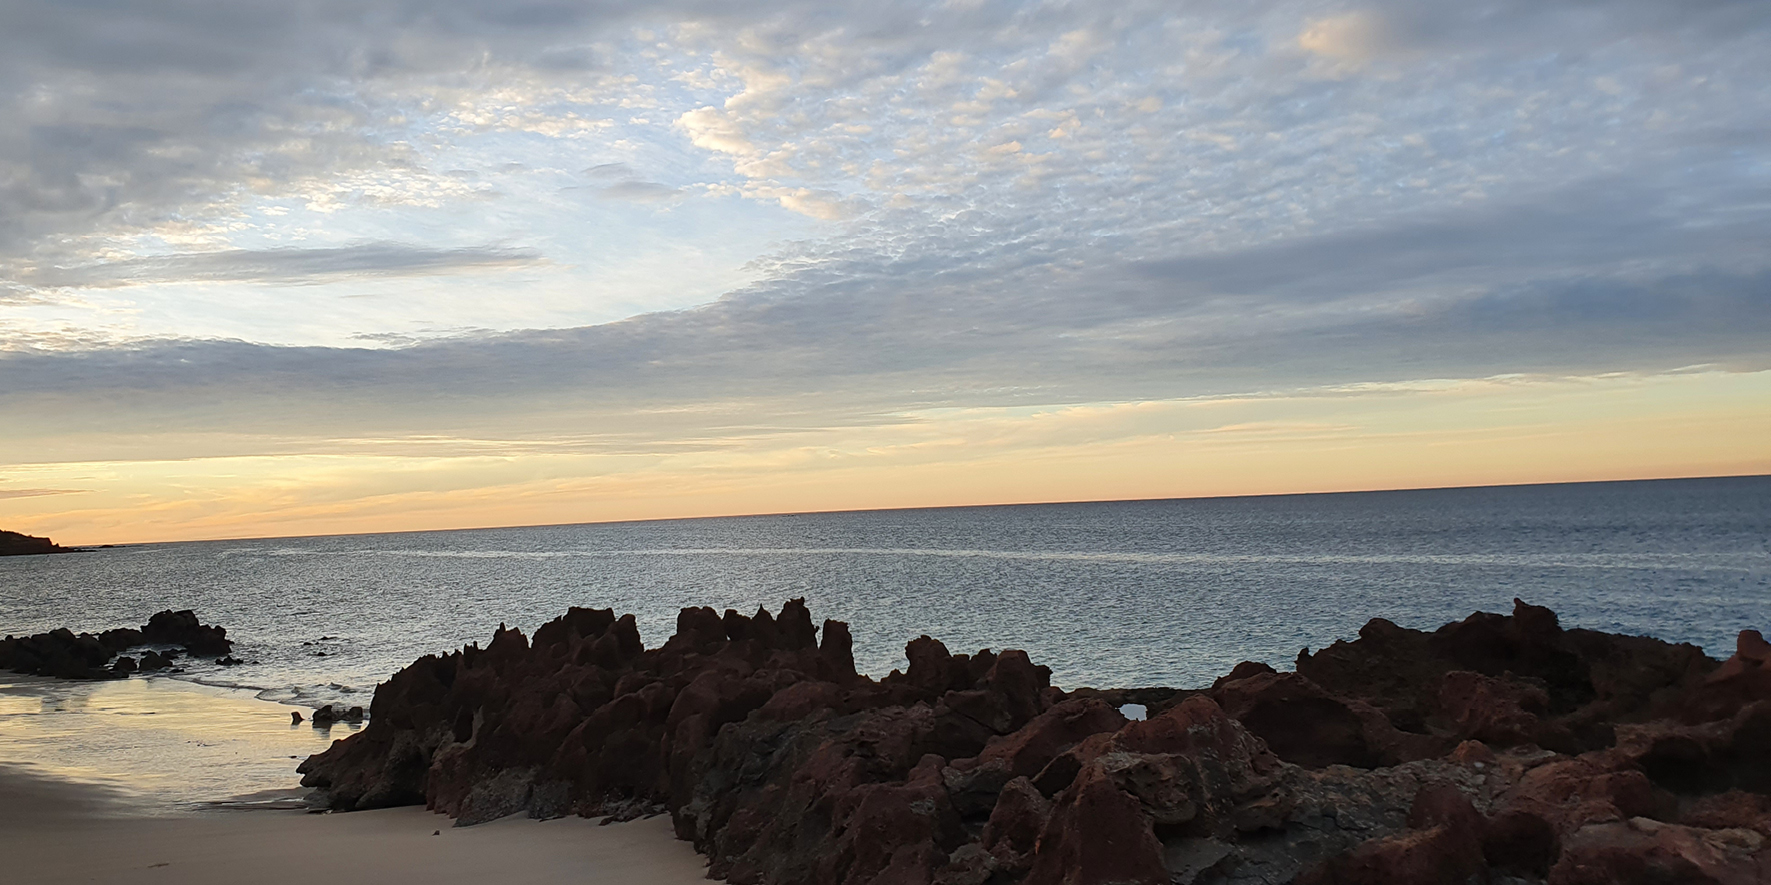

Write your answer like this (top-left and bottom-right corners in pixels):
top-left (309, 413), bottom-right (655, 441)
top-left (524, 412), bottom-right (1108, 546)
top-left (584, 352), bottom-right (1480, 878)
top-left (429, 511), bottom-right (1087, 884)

top-left (0, 674), bottom-right (710, 884)
top-left (0, 764), bottom-right (710, 885)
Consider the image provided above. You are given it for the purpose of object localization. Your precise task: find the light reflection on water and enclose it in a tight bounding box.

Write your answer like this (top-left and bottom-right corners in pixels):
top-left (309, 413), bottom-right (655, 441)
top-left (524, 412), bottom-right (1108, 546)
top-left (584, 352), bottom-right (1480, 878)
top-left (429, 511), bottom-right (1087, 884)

top-left (0, 675), bottom-right (352, 811)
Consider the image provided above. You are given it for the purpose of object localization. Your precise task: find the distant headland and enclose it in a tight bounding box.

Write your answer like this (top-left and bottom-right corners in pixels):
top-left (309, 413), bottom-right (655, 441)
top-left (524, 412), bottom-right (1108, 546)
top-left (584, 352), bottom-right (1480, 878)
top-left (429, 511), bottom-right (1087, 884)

top-left (0, 530), bottom-right (77, 556)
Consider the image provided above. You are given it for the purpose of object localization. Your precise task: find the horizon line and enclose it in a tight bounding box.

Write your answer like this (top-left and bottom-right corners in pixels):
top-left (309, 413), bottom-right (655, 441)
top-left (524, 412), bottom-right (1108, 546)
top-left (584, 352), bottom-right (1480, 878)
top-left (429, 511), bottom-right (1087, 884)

top-left (73, 470), bottom-right (1771, 548)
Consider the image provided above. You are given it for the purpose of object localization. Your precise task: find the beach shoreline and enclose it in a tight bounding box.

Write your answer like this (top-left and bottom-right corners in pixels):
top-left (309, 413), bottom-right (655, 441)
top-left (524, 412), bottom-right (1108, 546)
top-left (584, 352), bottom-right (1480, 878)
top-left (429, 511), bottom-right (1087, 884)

top-left (1, 674), bottom-right (712, 884)
top-left (0, 763), bottom-right (710, 885)
top-left (0, 672), bottom-right (349, 811)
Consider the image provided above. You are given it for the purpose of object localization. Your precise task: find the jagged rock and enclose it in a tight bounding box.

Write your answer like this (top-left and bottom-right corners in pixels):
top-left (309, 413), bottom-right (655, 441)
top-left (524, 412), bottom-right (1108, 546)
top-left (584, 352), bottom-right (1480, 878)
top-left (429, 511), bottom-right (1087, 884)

top-left (1675, 630), bottom-right (1771, 724)
top-left (294, 599), bottom-right (1769, 885)
top-left (1023, 761), bottom-right (1169, 885)
top-left (1208, 670), bottom-right (1441, 769)
top-left (982, 776), bottom-right (1052, 873)
top-left (1438, 668), bottom-right (1577, 751)
top-left (1297, 598), bottom-right (1717, 754)
top-left (944, 697), bottom-right (1127, 817)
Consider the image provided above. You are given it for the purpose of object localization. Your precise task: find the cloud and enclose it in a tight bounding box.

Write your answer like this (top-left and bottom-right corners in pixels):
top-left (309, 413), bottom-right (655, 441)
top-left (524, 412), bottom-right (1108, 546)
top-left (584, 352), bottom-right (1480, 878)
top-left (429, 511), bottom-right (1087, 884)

top-left (1298, 12), bottom-right (1395, 64)
top-left (585, 163), bottom-right (638, 179)
top-left (3, 182), bottom-right (1766, 447)
top-left (18, 244), bottom-right (545, 288)
top-left (0, 488), bottom-right (86, 499)
top-left (597, 181), bottom-right (682, 203)
top-left (0, 0), bottom-right (1768, 455)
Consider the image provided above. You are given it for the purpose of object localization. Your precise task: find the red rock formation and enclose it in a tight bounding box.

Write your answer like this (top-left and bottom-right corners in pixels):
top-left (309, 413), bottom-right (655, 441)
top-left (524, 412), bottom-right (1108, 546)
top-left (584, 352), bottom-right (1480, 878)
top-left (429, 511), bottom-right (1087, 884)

top-left (1208, 669), bottom-right (1441, 769)
top-left (298, 599), bottom-right (1770, 884)
top-left (1296, 785), bottom-right (1488, 885)
top-left (1298, 598), bottom-right (1717, 750)
top-left (1675, 630), bottom-right (1771, 724)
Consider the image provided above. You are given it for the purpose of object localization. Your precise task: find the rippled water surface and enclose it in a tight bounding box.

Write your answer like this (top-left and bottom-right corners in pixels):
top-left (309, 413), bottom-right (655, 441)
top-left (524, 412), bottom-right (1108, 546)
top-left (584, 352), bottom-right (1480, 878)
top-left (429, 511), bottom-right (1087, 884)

top-left (3, 476), bottom-right (1768, 712)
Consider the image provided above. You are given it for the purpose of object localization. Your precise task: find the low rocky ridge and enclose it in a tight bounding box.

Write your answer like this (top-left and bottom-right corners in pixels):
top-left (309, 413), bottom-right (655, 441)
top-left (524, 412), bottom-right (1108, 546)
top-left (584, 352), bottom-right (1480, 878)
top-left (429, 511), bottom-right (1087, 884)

top-left (298, 599), bottom-right (1771, 884)
top-left (0, 529), bottom-right (75, 556)
top-left (0, 610), bottom-right (233, 678)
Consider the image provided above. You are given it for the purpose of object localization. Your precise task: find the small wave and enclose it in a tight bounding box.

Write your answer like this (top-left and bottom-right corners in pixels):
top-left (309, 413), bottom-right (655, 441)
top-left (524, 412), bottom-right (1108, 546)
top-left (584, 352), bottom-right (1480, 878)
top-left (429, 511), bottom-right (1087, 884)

top-left (182, 674), bottom-right (277, 695)
top-left (254, 683), bottom-right (368, 709)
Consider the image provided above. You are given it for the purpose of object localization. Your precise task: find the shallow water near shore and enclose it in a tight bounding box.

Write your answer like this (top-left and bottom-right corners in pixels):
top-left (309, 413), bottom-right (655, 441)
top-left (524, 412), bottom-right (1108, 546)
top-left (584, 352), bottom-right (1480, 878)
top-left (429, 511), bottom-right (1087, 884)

top-left (2, 476), bottom-right (1768, 806)
top-left (0, 675), bottom-right (349, 810)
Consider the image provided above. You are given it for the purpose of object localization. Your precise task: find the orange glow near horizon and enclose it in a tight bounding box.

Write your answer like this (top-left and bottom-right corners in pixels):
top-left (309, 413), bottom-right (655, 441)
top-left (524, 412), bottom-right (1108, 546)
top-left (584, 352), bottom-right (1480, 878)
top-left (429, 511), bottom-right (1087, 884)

top-left (4, 368), bottom-right (1768, 546)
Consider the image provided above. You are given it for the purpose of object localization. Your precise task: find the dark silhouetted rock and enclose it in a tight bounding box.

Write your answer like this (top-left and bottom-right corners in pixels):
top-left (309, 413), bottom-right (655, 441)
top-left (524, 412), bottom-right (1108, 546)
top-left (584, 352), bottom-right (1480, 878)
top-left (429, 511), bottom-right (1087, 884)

top-left (143, 610), bottom-right (232, 656)
top-left (0, 627), bottom-right (122, 679)
top-left (311, 704), bottom-right (366, 726)
top-left (0, 530), bottom-right (74, 556)
top-left (1, 610), bottom-right (236, 680)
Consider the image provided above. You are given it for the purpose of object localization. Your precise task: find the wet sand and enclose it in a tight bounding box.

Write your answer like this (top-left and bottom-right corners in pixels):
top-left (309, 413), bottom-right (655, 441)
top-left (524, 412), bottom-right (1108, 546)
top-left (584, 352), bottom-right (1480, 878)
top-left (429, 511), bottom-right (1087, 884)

top-left (0, 673), bottom-right (710, 884)
top-left (0, 673), bottom-right (348, 808)
top-left (0, 764), bottom-right (710, 885)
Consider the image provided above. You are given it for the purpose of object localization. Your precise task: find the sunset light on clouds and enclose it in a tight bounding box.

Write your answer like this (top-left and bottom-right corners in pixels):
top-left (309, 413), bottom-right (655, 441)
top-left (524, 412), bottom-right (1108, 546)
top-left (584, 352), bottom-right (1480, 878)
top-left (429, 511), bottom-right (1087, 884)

top-left (2, 0), bottom-right (1767, 543)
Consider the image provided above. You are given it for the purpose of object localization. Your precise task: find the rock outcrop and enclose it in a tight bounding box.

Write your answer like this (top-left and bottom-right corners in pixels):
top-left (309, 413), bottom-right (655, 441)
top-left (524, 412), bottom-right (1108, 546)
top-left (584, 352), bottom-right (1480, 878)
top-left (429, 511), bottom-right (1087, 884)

top-left (0, 529), bottom-right (74, 556)
top-left (0, 610), bottom-right (230, 678)
top-left (311, 704), bottom-right (366, 726)
top-left (298, 599), bottom-right (1770, 884)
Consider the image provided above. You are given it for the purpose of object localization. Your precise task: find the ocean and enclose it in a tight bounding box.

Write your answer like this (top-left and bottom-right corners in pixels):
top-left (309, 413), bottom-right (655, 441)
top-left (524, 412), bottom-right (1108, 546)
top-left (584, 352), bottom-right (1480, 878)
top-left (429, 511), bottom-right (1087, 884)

top-left (5, 475), bottom-right (1767, 710)
top-left (3, 475), bottom-right (1769, 808)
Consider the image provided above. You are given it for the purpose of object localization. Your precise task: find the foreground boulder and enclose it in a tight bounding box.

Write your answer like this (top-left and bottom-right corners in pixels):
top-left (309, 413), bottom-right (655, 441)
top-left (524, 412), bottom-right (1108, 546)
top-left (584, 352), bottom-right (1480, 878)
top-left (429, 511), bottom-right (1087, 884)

top-left (299, 600), bottom-right (1770, 883)
top-left (0, 610), bottom-right (231, 679)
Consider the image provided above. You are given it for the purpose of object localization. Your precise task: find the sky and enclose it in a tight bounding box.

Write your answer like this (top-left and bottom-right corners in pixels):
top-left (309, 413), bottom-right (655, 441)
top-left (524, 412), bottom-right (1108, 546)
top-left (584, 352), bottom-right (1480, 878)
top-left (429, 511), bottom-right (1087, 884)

top-left (1, 0), bottom-right (1767, 544)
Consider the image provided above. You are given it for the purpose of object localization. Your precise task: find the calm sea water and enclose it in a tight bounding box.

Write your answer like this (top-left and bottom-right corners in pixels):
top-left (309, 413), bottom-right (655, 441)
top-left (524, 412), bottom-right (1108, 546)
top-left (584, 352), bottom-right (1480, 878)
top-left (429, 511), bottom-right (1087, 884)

top-left (3, 476), bottom-right (1768, 713)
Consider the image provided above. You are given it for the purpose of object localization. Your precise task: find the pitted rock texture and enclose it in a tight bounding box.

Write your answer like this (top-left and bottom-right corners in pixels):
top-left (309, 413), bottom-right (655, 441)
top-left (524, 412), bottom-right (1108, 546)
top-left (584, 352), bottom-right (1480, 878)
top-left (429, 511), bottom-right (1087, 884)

top-left (298, 599), bottom-right (1770, 884)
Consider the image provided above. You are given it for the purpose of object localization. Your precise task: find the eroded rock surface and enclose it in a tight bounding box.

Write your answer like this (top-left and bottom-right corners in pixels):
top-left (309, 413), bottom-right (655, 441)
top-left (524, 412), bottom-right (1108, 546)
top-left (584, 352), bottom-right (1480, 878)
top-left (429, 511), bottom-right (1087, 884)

top-left (298, 599), bottom-right (1770, 883)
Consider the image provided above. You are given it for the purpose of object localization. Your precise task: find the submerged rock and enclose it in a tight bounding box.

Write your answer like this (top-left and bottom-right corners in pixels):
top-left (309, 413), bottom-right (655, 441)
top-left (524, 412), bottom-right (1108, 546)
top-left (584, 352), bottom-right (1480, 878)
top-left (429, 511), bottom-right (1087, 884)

top-left (311, 705), bottom-right (366, 726)
top-left (297, 599), bottom-right (1770, 884)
